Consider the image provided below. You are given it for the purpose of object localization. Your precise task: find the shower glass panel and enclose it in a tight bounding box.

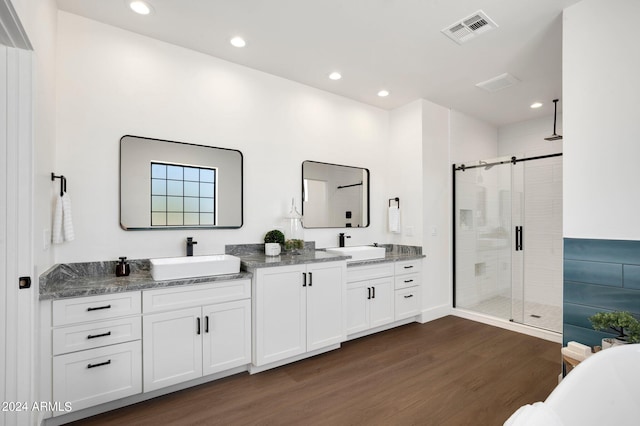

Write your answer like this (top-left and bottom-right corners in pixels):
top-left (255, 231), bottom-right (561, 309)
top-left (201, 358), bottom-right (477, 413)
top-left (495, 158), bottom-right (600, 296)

top-left (518, 155), bottom-right (563, 331)
top-left (454, 156), bottom-right (518, 322)
top-left (454, 154), bottom-right (563, 333)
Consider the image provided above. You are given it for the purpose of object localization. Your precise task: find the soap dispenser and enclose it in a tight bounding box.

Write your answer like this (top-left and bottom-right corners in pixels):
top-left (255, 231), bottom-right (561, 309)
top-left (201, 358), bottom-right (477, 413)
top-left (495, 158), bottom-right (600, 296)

top-left (116, 256), bottom-right (130, 277)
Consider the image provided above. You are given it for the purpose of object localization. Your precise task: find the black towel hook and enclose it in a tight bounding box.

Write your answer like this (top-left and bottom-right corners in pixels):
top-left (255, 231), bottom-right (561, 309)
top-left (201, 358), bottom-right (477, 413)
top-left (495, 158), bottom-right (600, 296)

top-left (51, 172), bottom-right (67, 197)
top-left (388, 197), bottom-right (400, 208)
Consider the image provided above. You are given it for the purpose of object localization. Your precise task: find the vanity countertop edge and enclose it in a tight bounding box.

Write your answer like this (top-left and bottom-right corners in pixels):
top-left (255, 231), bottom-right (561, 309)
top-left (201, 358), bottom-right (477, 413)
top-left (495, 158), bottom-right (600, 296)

top-left (40, 247), bottom-right (426, 300)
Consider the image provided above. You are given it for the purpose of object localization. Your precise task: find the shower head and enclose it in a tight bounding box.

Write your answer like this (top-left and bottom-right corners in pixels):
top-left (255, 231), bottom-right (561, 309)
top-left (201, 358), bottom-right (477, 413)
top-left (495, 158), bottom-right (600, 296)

top-left (544, 99), bottom-right (563, 141)
top-left (479, 161), bottom-right (494, 170)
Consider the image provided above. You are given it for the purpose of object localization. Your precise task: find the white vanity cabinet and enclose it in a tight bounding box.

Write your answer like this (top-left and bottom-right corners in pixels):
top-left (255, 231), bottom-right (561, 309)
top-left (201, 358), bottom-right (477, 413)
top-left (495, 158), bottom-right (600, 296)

top-left (51, 292), bottom-right (142, 413)
top-left (142, 280), bottom-right (251, 392)
top-left (394, 259), bottom-right (422, 320)
top-left (346, 263), bottom-right (395, 335)
top-left (253, 261), bottom-right (346, 367)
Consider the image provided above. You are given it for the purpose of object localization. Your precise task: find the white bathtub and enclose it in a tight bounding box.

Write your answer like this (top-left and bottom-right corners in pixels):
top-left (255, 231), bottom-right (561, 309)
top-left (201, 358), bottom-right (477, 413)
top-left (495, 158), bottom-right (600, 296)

top-left (506, 344), bottom-right (640, 425)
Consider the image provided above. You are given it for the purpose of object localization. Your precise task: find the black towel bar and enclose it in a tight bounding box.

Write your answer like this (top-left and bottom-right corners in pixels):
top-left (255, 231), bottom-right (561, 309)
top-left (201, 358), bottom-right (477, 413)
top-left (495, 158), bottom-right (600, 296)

top-left (51, 173), bottom-right (67, 197)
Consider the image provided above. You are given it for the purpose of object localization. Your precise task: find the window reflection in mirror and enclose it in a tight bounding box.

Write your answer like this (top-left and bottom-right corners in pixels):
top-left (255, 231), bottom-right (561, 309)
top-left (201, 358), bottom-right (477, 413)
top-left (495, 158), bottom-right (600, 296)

top-left (120, 135), bottom-right (243, 230)
top-left (302, 160), bottom-right (369, 228)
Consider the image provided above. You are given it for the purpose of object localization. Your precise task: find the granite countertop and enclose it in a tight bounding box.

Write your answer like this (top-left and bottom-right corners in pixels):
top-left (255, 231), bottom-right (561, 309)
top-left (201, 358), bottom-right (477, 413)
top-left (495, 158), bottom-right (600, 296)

top-left (39, 259), bottom-right (252, 301)
top-left (39, 244), bottom-right (425, 301)
top-left (346, 252), bottom-right (426, 267)
top-left (239, 250), bottom-right (351, 271)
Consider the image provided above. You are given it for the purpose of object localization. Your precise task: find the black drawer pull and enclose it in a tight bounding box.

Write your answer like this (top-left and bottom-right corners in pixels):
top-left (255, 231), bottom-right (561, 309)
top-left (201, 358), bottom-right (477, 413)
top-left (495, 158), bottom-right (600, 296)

top-left (404, 294), bottom-right (414, 299)
top-left (87, 331), bottom-right (112, 340)
top-left (87, 360), bottom-right (111, 369)
top-left (403, 265), bottom-right (414, 269)
top-left (404, 279), bottom-right (414, 283)
top-left (87, 304), bottom-right (111, 312)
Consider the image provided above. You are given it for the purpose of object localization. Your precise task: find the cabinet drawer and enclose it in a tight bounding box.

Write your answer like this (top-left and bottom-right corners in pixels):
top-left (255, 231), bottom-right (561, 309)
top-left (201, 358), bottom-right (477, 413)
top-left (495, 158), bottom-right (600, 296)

top-left (53, 317), bottom-right (141, 356)
top-left (395, 287), bottom-right (421, 320)
top-left (143, 280), bottom-right (250, 313)
top-left (347, 263), bottom-right (394, 282)
top-left (53, 341), bottom-right (142, 413)
top-left (53, 292), bottom-right (141, 326)
top-left (394, 273), bottom-right (422, 290)
top-left (394, 259), bottom-right (422, 275)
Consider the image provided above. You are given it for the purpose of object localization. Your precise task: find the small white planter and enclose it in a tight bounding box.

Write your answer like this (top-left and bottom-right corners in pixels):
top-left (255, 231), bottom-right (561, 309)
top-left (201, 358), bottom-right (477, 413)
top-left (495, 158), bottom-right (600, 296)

top-left (265, 243), bottom-right (281, 256)
top-left (602, 337), bottom-right (628, 349)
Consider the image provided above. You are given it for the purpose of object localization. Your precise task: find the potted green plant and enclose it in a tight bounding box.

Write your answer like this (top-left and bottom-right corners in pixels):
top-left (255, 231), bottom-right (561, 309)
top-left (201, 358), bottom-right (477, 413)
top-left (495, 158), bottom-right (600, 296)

top-left (264, 229), bottom-right (285, 256)
top-left (589, 311), bottom-right (640, 348)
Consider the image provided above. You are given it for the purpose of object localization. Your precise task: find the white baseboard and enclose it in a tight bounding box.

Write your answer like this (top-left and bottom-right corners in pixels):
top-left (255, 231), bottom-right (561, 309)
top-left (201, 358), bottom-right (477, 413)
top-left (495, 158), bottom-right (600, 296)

top-left (419, 304), bottom-right (451, 324)
top-left (452, 308), bottom-right (562, 343)
top-left (249, 344), bottom-right (341, 374)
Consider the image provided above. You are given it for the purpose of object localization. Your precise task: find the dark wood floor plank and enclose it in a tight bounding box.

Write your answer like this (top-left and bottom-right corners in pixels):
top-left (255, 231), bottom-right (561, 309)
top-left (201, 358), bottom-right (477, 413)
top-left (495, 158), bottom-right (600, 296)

top-left (68, 316), bottom-right (561, 426)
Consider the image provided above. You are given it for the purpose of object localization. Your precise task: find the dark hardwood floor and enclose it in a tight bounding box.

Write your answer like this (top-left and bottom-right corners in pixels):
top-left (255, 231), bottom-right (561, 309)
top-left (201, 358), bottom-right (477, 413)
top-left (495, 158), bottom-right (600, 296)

top-left (69, 316), bottom-right (561, 426)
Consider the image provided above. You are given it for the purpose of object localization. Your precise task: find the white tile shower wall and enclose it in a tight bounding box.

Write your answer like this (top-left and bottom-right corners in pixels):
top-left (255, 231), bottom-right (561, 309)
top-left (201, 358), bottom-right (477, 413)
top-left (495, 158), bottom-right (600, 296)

top-left (54, 12), bottom-right (401, 262)
top-left (498, 115), bottom-right (563, 310)
top-left (523, 156), bottom-right (563, 307)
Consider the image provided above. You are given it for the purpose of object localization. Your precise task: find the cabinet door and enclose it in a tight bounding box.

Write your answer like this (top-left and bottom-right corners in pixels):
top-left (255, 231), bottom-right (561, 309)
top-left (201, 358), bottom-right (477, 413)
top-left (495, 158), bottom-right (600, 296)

top-left (143, 307), bottom-right (203, 392)
top-left (306, 262), bottom-right (346, 351)
top-left (202, 299), bottom-right (251, 376)
top-left (369, 277), bottom-right (395, 328)
top-left (254, 265), bottom-right (307, 366)
top-left (346, 281), bottom-right (369, 335)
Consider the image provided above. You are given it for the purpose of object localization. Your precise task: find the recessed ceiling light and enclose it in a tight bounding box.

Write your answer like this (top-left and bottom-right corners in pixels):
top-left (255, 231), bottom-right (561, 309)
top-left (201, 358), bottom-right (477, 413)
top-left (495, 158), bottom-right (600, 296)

top-left (230, 37), bottom-right (246, 48)
top-left (129, 1), bottom-right (153, 15)
top-left (329, 72), bottom-right (342, 81)
top-left (377, 90), bottom-right (390, 97)
top-left (530, 102), bottom-right (543, 109)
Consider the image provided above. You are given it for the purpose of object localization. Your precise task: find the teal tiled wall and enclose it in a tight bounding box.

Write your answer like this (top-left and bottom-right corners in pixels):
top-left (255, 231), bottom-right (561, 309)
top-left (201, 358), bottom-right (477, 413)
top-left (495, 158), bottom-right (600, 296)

top-left (563, 238), bottom-right (640, 346)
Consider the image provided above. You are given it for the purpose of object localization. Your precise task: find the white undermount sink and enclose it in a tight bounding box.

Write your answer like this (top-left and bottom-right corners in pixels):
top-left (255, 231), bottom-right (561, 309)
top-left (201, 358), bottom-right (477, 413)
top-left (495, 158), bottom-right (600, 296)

top-left (325, 246), bottom-right (386, 262)
top-left (150, 254), bottom-right (240, 281)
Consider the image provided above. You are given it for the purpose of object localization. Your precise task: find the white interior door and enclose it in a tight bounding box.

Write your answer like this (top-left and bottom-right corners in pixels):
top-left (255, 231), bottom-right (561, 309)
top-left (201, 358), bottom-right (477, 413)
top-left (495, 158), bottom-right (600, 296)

top-left (0, 41), bottom-right (34, 426)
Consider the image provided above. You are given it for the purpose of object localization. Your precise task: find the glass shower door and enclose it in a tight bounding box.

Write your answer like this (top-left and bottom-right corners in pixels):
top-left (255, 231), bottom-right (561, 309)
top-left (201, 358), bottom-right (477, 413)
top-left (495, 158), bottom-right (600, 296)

top-left (454, 157), bottom-right (516, 321)
top-left (515, 156), bottom-right (563, 332)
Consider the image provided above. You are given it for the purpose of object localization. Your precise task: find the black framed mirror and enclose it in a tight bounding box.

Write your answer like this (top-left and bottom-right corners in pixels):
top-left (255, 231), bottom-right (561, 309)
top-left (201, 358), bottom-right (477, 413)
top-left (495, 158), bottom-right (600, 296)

top-left (120, 135), bottom-right (243, 230)
top-left (302, 160), bottom-right (369, 228)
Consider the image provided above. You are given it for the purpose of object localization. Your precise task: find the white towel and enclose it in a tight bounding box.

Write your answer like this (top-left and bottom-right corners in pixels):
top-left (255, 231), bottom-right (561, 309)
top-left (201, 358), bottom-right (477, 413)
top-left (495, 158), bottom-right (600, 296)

top-left (504, 402), bottom-right (563, 426)
top-left (388, 206), bottom-right (401, 233)
top-left (52, 193), bottom-right (75, 244)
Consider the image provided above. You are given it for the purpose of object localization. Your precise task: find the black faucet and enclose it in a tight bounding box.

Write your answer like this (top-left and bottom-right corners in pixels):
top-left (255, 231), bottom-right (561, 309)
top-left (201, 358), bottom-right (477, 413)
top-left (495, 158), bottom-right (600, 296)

top-left (186, 237), bottom-right (197, 256)
top-left (338, 233), bottom-right (351, 248)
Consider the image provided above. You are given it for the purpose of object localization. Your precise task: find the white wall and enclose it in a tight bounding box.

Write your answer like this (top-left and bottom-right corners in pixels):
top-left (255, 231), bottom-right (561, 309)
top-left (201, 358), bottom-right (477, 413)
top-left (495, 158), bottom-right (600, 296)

top-left (388, 100), bottom-right (424, 246)
top-left (450, 110), bottom-right (498, 164)
top-left (54, 12), bottom-right (407, 263)
top-left (422, 100), bottom-right (452, 318)
top-left (13, 0), bottom-right (58, 276)
top-left (563, 0), bottom-right (640, 240)
top-left (498, 114), bottom-right (563, 157)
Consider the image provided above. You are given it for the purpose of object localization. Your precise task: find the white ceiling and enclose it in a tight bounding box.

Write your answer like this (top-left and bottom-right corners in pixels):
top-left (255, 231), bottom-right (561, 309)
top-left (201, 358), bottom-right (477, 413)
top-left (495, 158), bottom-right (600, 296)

top-left (56, 0), bottom-right (580, 127)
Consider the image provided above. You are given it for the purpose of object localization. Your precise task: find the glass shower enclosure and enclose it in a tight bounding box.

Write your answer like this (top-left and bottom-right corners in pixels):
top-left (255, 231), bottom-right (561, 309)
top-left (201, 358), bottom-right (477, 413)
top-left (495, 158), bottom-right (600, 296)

top-left (453, 154), bottom-right (563, 332)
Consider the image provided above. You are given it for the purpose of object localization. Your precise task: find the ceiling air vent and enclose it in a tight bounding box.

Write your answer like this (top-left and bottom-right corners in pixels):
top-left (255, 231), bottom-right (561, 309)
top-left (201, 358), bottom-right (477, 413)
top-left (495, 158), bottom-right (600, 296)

top-left (475, 73), bottom-right (520, 93)
top-left (442, 10), bottom-right (498, 45)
